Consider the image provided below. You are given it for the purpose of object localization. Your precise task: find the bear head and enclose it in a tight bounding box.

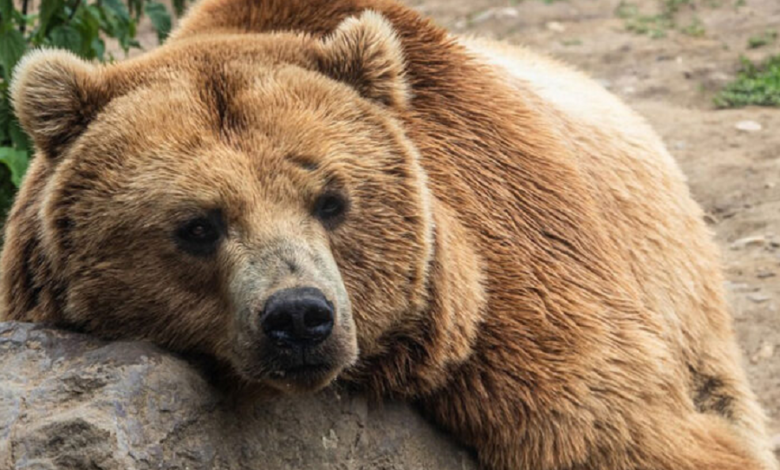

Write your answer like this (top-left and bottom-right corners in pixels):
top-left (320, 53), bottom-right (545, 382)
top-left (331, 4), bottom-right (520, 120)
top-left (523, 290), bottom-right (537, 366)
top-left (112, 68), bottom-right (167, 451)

top-left (4, 12), bottom-right (457, 393)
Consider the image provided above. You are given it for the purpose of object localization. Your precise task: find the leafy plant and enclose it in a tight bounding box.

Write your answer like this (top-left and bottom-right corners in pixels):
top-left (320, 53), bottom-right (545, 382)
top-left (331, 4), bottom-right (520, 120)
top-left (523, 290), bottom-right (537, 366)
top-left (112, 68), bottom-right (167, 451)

top-left (615, 0), bottom-right (706, 39)
top-left (680, 17), bottom-right (706, 37)
top-left (747, 29), bottom-right (777, 49)
top-left (0, 0), bottom-right (183, 221)
top-left (715, 55), bottom-right (780, 108)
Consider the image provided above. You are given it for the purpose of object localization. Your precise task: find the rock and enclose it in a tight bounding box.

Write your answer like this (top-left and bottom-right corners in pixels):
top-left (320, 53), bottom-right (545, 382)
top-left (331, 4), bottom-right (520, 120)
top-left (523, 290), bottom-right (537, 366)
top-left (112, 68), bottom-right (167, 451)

top-left (546, 21), bottom-right (567, 32)
top-left (772, 433), bottom-right (780, 453)
top-left (703, 213), bottom-right (718, 225)
top-left (750, 342), bottom-right (775, 364)
top-left (730, 235), bottom-right (767, 250)
top-left (469, 10), bottom-right (493, 24)
top-left (496, 7), bottom-right (519, 18)
top-left (0, 322), bottom-right (477, 470)
top-left (725, 281), bottom-right (756, 293)
top-left (470, 7), bottom-right (518, 24)
top-left (735, 120), bottom-right (762, 132)
top-left (747, 292), bottom-right (771, 304)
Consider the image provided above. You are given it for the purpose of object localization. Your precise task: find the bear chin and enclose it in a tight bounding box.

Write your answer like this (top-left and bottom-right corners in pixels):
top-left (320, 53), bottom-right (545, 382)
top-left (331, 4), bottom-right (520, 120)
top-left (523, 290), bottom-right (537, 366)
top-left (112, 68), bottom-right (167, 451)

top-left (230, 326), bottom-right (360, 394)
top-left (257, 354), bottom-right (355, 394)
top-left (265, 364), bottom-right (343, 393)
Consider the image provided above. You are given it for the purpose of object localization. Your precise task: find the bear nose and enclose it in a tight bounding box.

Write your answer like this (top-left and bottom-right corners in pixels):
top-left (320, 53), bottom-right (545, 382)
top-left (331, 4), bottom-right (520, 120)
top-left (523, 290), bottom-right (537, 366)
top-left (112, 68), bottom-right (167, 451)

top-left (261, 287), bottom-right (334, 348)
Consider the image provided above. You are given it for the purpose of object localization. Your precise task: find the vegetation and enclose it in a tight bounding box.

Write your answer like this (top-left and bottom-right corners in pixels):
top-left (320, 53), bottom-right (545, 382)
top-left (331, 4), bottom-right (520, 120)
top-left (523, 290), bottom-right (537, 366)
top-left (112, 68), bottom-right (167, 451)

top-left (616, 0), bottom-right (690, 38)
top-left (0, 0), bottom-right (185, 218)
top-left (715, 55), bottom-right (780, 108)
top-left (560, 38), bottom-right (583, 46)
top-left (747, 29), bottom-right (777, 49)
top-left (615, 0), bottom-right (714, 38)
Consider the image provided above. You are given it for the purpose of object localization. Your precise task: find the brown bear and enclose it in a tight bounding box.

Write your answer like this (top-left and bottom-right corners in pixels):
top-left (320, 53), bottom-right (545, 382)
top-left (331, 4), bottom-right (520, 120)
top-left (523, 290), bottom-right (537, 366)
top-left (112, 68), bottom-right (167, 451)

top-left (2, 0), bottom-right (776, 468)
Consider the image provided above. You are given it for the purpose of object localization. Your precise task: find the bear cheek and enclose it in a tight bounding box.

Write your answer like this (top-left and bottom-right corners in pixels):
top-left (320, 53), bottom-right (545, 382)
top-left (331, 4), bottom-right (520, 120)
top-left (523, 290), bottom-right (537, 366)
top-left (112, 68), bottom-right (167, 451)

top-left (77, 258), bottom-right (230, 354)
top-left (329, 236), bottom-right (423, 357)
top-left (328, 186), bottom-right (433, 358)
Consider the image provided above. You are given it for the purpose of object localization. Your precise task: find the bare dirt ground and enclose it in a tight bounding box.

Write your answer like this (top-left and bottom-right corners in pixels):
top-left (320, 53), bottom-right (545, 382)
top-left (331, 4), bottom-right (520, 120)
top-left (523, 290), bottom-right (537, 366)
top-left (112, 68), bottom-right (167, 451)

top-left (134, 0), bottom-right (780, 451)
top-left (405, 0), bottom-right (780, 444)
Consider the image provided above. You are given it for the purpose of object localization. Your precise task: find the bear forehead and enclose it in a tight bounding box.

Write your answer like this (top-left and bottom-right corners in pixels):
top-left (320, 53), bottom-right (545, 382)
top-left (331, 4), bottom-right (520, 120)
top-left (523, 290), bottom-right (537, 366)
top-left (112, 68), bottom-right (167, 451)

top-left (94, 69), bottom-right (375, 151)
top-left (111, 34), bottom-right (319, 83)
top-left (80, 37), bottom-right (387, 162)
top-left (103, 40), bottom-right (368, 122)
top-left (69, 83), bottom-right (379, 207)
top-left (57, 44), bottom-right (405, 224)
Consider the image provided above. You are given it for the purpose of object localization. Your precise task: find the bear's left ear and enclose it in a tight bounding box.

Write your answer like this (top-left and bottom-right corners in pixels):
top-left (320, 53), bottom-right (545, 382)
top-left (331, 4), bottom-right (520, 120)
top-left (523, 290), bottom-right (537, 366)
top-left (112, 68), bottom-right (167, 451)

top-left (314, 11), bottom-right (410, 109)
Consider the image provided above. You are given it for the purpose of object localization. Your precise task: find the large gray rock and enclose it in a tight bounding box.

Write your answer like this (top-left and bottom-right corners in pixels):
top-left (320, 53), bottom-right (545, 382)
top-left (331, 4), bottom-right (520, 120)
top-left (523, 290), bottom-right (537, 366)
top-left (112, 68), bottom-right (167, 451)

top-left (0, 322), bottom-right (476, 469)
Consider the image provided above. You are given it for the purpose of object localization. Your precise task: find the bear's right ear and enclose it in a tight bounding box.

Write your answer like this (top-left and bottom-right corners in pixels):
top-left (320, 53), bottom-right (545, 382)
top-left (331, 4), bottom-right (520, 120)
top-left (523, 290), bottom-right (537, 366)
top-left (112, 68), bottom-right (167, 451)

top-left (11, 49), bottom-right (112, 159)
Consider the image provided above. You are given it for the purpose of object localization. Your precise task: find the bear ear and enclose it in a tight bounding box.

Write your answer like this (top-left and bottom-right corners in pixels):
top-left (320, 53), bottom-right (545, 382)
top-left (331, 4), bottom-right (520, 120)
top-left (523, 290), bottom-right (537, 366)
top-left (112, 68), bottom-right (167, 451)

top-left (315, 11), bottom-right (410, 109)
top-left (11, 49), bottom-right (112, 159)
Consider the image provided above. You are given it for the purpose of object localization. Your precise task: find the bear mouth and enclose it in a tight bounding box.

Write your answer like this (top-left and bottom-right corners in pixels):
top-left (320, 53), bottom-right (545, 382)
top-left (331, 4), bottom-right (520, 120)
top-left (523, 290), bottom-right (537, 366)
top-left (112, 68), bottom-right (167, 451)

top-left (269, 361), bottom-right (332, 379)
top-left (262, 349), bottom-right (342, 391)
top-left (233, 321), bottom-right (358, 392)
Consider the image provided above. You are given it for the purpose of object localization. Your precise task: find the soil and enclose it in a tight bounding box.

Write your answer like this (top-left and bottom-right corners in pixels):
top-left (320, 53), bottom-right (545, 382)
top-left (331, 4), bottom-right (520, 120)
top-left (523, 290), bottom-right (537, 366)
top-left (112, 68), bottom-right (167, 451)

top-left (134, 0), bottom-right (780, 447)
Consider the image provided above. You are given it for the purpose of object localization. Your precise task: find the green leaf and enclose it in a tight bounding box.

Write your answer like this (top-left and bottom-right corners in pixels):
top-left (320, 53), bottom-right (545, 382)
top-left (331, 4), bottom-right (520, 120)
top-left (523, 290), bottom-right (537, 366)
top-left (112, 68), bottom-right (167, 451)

top-left (0, 146), bottom-right (29, 187)
top-left (144, 1), bottom-right (171, 43)
top-left (38, 0), bottom-right (65, 35)
top-left (98, 0), bottom-right (137, 52)
top-left (91, 37), bottom-right (105, 61)
top-left (715, 54), bottom-right (780, 108)
top-left (97, 4), bottom-right (119, 35)
top-left (0, 28), bottom-right (26, 82)
top-left (128, 0), bottom-right (143, 18)
top-left (0, 96), bottom-right (10, 144)
top-left (102, 0), bottom-right (130, 22)
top-left (78, 4), bottom-right (102, 37)
top-left (0, 180), bottom-right (16, 220)
top-left (49, 24), bottom-right (83, 54)
top-left (71, 4), bottom-right (101, 58)
top-left (8, 116), bottom-right (31, 153)
top-left (173, 0), bottom-right (187, 17)
top-left (0, 0), bottom-right (13, 24)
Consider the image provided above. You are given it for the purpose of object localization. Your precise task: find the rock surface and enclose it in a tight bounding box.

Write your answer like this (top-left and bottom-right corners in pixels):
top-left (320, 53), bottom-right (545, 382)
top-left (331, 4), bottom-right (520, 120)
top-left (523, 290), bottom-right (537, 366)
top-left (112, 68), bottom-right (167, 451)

top-left (0, 322), bottom-right (476, 470)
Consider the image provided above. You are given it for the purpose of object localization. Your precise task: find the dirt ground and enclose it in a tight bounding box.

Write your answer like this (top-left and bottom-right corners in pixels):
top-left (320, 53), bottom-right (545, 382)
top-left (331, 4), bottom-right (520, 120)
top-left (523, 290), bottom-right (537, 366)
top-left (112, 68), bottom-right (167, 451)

top-left (133, 0), bottom-right (780, 449)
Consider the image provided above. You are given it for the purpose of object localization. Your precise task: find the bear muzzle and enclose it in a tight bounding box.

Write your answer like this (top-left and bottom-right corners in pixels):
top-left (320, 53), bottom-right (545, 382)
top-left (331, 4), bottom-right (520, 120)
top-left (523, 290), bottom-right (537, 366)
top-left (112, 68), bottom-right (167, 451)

top-left (227, 239), bottom-right (358, 391)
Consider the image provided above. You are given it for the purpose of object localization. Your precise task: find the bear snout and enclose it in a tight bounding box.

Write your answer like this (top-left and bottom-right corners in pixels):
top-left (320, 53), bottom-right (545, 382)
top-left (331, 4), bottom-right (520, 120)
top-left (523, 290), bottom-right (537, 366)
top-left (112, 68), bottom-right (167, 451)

top-left (260, 287), bottom-right (334, 349)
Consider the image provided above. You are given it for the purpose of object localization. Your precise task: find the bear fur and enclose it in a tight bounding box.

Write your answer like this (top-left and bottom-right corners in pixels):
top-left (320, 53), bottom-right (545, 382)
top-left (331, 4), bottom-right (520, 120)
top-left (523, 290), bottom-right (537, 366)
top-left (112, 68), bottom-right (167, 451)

top-left (2, 0), bottom-right (776, 469)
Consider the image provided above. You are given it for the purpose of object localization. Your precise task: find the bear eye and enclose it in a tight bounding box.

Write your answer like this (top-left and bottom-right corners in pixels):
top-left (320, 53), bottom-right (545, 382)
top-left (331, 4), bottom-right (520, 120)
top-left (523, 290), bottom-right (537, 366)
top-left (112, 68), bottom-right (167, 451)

top-left (175, 212), bottom-right (223, 256)
top-left (313, 192), bottom-right (348, 228)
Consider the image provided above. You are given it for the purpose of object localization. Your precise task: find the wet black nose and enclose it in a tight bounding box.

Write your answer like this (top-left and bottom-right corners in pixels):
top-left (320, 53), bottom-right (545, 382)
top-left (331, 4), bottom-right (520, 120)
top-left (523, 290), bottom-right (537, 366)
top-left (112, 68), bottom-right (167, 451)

top-left (261, 287), bottom-right (334, 348)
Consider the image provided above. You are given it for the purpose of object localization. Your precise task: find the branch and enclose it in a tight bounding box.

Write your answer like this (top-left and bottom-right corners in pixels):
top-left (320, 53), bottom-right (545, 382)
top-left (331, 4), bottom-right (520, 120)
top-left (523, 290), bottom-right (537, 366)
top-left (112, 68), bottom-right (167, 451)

top-left (68, 0), bottom-right (81, 22)
top-left (19, 0), bottom-right (29, 34)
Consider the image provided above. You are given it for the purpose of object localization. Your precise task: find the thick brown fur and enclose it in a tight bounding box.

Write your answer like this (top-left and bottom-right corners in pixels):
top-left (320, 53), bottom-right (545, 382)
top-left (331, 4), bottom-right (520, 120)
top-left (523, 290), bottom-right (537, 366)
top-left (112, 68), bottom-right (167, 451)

top-left (2, 0), bottom-right (776, 469)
